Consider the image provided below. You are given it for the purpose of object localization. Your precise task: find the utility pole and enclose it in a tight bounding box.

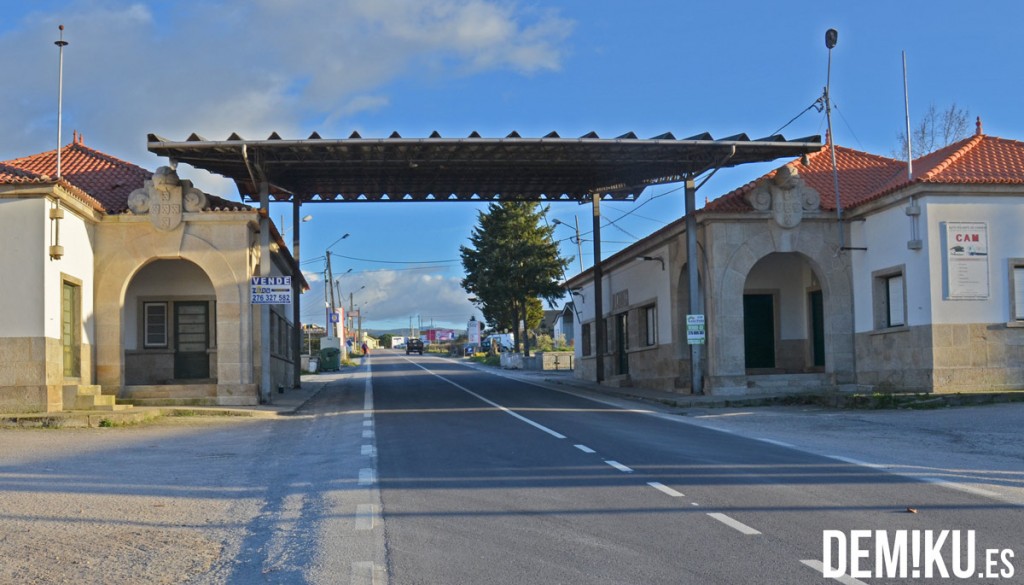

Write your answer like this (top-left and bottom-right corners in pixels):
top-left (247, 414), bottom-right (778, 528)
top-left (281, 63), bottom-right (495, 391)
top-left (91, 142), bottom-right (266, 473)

top-left (326, 251), bottom-right (337, 337)
top-left (574, 216), bottom-right (583, 273)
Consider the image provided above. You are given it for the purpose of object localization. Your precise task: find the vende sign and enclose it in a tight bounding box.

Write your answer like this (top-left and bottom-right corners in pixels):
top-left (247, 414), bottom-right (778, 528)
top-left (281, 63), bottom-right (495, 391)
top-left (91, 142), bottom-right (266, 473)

top-left (251, 276), bottom-right (292, 304)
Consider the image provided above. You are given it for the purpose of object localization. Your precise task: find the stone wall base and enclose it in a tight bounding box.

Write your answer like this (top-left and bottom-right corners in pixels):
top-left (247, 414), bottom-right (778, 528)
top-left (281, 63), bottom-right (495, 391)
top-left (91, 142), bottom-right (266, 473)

top-left (120, 383), bottom-right (259, 406)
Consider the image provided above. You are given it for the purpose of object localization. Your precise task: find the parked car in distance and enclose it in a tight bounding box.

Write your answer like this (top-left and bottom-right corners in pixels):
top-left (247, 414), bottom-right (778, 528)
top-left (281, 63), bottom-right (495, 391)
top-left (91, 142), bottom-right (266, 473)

top-left (406, 338), bottom-right (424, 355)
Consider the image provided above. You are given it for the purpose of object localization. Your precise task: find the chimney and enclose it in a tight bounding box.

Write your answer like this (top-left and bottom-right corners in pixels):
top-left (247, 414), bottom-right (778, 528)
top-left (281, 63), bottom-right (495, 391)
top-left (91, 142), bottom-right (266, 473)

top-left (976, 117), bottom-right (983, 136)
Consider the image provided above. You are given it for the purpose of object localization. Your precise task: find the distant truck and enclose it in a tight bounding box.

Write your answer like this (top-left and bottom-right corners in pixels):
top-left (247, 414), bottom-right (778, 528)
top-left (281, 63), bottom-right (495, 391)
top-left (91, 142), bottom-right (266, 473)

top-left (482, 333), bottom-right (514, 353)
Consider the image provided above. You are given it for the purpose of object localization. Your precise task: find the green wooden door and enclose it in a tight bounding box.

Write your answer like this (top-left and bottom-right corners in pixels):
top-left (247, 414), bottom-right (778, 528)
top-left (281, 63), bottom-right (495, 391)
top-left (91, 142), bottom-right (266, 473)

top-left (174, 302), bottom-right (209, 379)
top-left (743, 294), bottom-right (775, 369)
top-left (62, 282), bottom-right (80, 378)
top-left (810, 290), bottom-right (825, 367)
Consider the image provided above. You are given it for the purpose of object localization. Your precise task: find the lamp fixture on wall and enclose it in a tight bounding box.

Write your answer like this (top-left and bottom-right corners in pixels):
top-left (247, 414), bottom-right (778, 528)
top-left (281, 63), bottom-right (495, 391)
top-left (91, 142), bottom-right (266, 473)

top-left (636, 256), bottom-right (664, 270)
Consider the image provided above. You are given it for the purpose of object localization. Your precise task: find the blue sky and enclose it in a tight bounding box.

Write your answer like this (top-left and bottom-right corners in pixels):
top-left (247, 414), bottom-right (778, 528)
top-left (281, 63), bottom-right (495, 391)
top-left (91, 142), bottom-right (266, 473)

top-left (3, 1), bottom-right (1022, 331)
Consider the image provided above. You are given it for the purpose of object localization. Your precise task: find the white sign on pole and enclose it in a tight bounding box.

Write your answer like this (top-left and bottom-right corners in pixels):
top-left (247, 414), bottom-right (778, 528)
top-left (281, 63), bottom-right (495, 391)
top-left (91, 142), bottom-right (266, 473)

top-left (686, 314), bottom-right (705, 345)
top-left (251, 276), bottom-right (292, 304)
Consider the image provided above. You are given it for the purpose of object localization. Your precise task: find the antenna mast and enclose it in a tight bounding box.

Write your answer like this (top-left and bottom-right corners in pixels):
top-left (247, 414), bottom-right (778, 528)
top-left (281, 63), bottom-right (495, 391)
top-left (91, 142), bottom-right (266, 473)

top-left (55, 25), bottom-right (68, 179)
top-left (902, 51), bottom-right (913, 180)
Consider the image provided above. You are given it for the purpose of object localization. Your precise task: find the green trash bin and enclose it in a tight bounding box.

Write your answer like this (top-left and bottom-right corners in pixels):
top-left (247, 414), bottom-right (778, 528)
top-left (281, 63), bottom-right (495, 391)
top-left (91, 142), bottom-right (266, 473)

top-left (319, 347), bottom-right (341, 372)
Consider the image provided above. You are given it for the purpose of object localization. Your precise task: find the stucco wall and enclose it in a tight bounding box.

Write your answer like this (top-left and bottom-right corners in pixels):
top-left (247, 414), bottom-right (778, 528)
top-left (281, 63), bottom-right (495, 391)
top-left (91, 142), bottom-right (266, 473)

top-left (0, 198), bottom-right (46, 337)
top-left (0, 192), bottom-right (96, 411)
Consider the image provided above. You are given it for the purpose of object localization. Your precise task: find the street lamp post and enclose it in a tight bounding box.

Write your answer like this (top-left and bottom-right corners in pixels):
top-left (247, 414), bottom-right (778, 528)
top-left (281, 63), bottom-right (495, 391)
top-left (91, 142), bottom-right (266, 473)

top-left (321, 233), bottom-right (349, 360)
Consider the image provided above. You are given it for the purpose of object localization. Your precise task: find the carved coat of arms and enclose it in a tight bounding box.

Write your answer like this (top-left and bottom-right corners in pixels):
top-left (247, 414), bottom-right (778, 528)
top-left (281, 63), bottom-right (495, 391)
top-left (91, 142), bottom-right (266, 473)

top-left (127, 166), bottom-right (207, 231)
top-left (745, 165), bottom-right (820, 229)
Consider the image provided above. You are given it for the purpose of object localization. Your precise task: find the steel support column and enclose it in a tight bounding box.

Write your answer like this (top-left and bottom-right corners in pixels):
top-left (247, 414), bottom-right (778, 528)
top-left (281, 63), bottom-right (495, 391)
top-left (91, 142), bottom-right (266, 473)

top-left (291, 200), bottom-right (302, 389)
top-left (591, 193), bottom-right (604, 383)
top-left (259, 180), bottom-right (272, 403)
top-left (685, 178), bottom-right (703, 395)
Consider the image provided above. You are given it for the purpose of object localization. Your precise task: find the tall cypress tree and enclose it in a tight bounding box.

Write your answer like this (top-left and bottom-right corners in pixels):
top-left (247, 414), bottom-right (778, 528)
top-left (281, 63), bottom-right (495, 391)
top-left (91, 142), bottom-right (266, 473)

top-left (460, 202), bottom-right (570, 356)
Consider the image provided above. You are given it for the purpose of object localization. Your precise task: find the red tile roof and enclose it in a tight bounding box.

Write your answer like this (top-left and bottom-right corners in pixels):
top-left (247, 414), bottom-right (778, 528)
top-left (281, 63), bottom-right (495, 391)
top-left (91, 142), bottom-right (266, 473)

top-left (704, 127), bottom-right (1024, 213)
top-left (0, 136), bottom-right (247, 213)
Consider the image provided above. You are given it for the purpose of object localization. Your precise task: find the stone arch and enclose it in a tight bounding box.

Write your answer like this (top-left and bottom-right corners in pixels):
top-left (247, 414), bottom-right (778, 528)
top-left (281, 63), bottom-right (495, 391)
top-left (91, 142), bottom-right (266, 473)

top-left (706, 223), bottom-right (854, 392)
top-left (95, 228), bottom-right (252, 394)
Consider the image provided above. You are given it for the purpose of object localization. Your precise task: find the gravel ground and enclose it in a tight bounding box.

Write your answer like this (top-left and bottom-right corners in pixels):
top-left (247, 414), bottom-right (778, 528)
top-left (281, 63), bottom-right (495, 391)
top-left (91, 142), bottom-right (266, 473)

top-left (0, 417), bottom-right (266, 584)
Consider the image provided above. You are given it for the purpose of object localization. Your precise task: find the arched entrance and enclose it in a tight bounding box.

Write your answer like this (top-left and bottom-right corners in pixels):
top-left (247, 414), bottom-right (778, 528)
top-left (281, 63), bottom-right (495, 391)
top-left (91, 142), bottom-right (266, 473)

top-left (742, 252), bottom-right (825, 373)
top-left (123, 259), bottom-right (217, 385)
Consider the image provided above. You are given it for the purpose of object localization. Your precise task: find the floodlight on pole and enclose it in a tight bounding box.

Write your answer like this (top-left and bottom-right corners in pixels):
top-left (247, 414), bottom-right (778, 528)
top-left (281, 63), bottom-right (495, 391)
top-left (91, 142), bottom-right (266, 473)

top-left (824, 28), bottom-right (844, 250)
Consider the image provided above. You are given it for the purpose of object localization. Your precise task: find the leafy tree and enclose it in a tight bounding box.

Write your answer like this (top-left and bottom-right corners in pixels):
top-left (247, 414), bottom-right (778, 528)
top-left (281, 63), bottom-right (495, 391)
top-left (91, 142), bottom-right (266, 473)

top-left (893, 102), bottom-right (970, 159)
top-left (461, 202), bottom-right (570, 356)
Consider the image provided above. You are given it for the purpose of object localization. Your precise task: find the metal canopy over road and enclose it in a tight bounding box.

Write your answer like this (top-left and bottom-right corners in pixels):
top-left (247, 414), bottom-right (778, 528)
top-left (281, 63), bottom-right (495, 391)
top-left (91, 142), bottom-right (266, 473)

top-left (147, 129), bottom-right (822, 398)
top-left (147, 131), bottom-right (822, 202)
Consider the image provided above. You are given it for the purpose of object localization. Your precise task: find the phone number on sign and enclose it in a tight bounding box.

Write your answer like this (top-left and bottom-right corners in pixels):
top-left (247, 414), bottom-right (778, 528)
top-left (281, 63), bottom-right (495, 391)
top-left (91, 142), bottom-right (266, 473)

top-left (252, 293), bottom-right (291, 304)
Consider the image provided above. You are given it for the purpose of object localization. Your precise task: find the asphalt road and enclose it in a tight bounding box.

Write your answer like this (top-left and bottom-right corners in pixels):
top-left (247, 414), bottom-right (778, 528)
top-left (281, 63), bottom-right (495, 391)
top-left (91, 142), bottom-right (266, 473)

top-left (371, 351), bottom-right (1024, 584)
top-left (2, 351), bottom-right (1021, 584)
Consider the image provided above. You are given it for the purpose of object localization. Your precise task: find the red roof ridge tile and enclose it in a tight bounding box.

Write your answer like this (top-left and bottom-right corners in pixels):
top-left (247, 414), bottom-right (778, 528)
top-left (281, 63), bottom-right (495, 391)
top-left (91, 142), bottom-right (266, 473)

top-left (64, 141), bottom-right (152, 176)
top-left (917, 134), bottom-right (984, 182)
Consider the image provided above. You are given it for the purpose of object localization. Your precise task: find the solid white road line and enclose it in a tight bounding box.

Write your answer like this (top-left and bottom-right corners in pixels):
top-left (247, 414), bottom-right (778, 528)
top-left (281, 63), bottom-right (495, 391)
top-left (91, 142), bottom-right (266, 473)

top-left (919, 477), bottom-right (1001, 497)
top-left (756, 437), bottom-right (795, 448)
top-left (647, 482), bottom-right (684, 497)
top-left (800, 560), bottom-right (869, 585)
top-left (706, 512), bottom-right (761, 535)
top-left (574, 444), bottom-right (596, 454)
top-left (406, 359), bottom-right (566, 439)
top-left (829, 455), bottom-right (883, 468)
top-left (604, 460), bottom-right (633, 473)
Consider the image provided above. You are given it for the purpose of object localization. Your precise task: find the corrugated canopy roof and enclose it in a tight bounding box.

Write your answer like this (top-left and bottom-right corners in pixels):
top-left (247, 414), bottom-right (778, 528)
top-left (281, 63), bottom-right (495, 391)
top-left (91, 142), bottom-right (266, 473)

top-left (147, 130), bottom-right (822, 203)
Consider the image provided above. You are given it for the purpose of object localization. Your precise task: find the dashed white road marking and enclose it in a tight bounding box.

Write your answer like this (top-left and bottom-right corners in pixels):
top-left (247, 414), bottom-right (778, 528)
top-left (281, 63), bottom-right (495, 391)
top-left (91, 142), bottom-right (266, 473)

top-left (351, 561), bottom-right (386, 585)
top-left (800, 560), bottom-right (869, 585)
top-left (604, 460), bottom-right (633, 473)
top-left (574, 444), bottom-right (596, 454)
top-left (706, 512), bottom-right (761, 535)
top-left (363, 420), bottom-right (373, 427)
top-left (361, 444), bottom-right (376, 457)
top-left (354, 504), bottom-right (378, 530)
top-left (359, 468), bottom-right (375, 486)
top-left (362, 430), bottom-right (374, 439)
top-left (647, 482), bottom-right (684, 497)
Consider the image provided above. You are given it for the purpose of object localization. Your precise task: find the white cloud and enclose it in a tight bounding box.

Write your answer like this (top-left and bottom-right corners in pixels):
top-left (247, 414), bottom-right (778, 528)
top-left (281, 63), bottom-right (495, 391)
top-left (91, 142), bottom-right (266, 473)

top-left (314, 267), bottom-right (481, 330)
top-left (0, 0), bottom-right (571, 172)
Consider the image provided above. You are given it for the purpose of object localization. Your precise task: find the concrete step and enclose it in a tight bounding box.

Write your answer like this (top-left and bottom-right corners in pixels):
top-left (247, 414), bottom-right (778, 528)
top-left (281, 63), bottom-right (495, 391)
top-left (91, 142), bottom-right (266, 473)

top-left (69, 386), bottom-right (134, 412)
top-left (65, 384), bottom-right (103, 397)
